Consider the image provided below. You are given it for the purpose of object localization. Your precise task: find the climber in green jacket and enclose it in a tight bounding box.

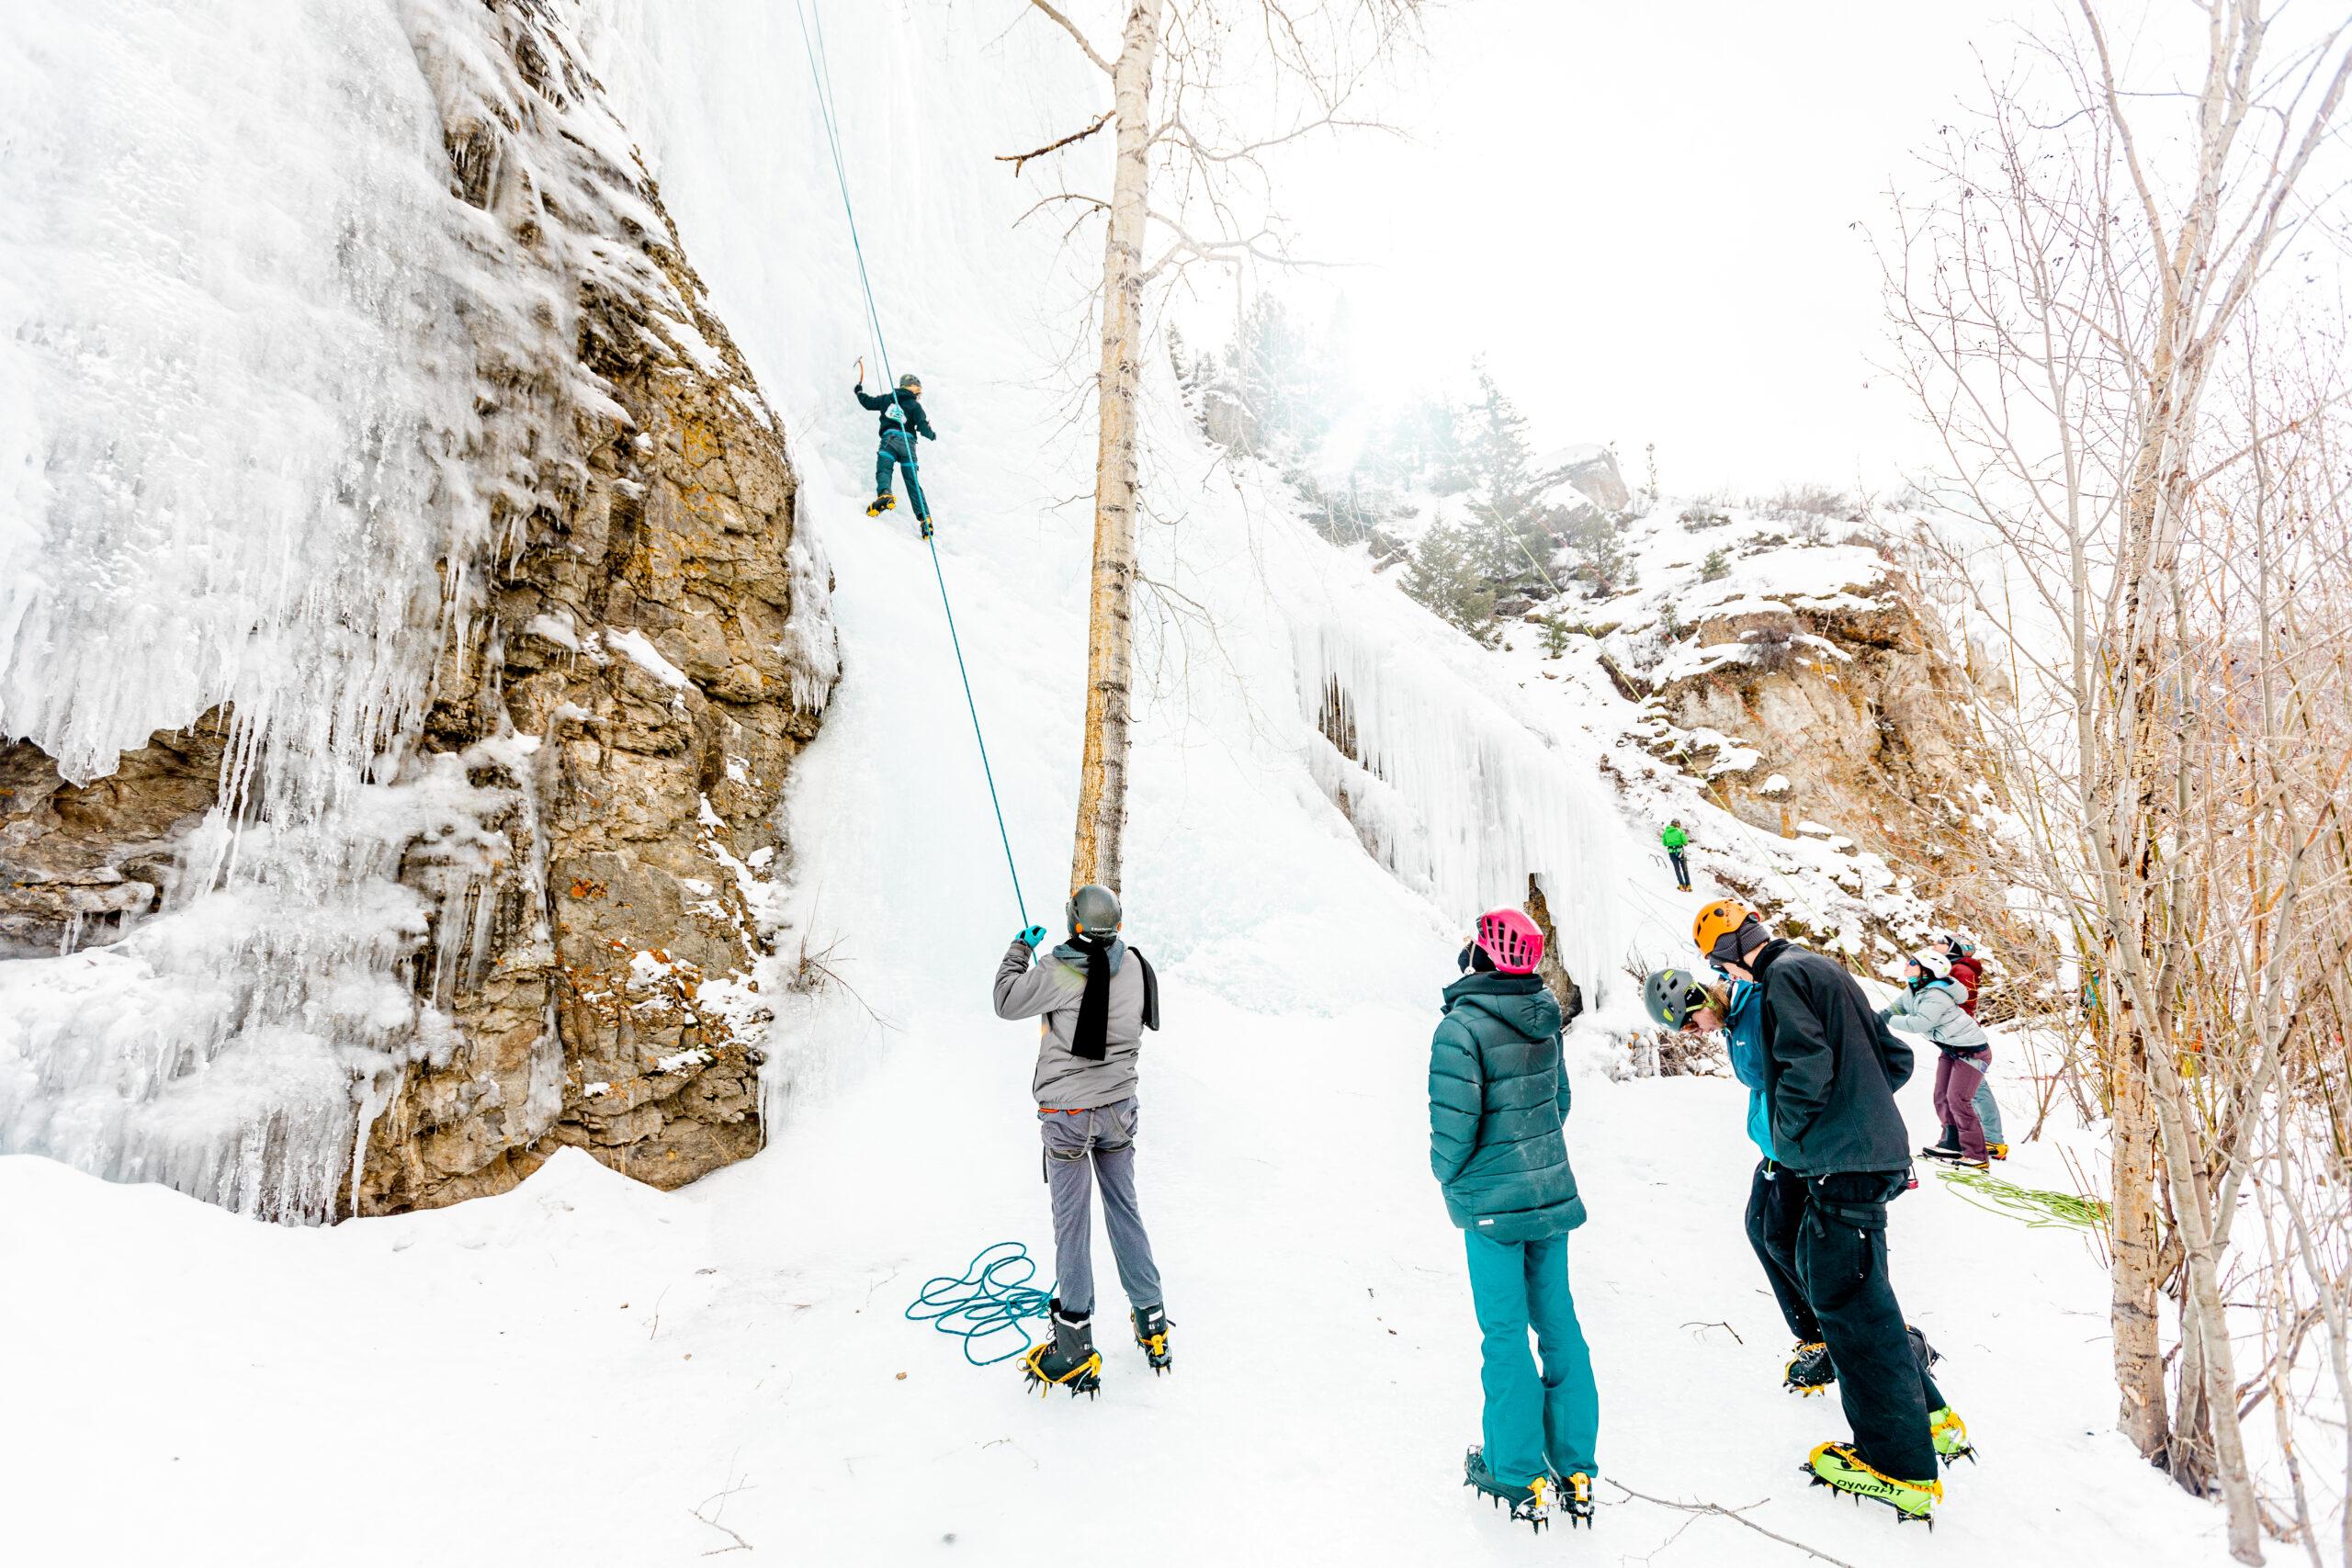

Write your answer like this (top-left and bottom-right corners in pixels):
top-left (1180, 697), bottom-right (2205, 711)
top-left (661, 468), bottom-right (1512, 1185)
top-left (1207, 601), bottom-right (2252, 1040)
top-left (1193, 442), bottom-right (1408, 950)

top-left (1661, 819), bottom-right (1692, 892)
top-left (1430, 908), bottom-right (1598, 1532)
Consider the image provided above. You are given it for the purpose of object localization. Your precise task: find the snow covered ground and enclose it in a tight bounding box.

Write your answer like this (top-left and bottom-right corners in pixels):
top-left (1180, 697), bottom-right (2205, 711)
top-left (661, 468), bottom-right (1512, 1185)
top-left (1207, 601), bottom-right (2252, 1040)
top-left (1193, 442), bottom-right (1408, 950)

top-left (0, 1006), bottom-right (2222, 1565)
top-left (0, 2), bottom-right (2244, 1563)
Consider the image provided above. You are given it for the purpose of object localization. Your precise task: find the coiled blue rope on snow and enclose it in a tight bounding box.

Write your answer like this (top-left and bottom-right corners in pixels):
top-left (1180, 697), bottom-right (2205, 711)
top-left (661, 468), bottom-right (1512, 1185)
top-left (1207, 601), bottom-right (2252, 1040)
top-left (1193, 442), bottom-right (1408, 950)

top-left (905, 1241), bottom-right (1056, 1366)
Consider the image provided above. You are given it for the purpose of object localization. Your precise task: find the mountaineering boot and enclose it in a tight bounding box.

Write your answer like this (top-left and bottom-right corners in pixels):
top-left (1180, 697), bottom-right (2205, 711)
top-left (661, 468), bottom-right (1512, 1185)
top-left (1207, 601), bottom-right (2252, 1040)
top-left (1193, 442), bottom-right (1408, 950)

top-left (1929, 1405), bottom-right (1975, 1465)
top-left (1805, 1441), bottom-right (1941, 1523)
top-left (1132, 1304), bottom-right (1171, 1374)
top-left (1019, 1299), bottom-right (1102, 1399)
top-left (865, 492), bottom-right (897, 516)
top-left (1463, 1446), bottom-right (1552, 1533)
top-left (920, 517), bottom-right (933, 540)
top-left (1987, 1142), bottom-right (2010, 1160)
top-left (1556, 1470), bottom-right (1595, 1529)
top-left (1784, 1340), bottom-right (1834, 1395)
top-left (1919, 1139), bottom-right (1962, 1162)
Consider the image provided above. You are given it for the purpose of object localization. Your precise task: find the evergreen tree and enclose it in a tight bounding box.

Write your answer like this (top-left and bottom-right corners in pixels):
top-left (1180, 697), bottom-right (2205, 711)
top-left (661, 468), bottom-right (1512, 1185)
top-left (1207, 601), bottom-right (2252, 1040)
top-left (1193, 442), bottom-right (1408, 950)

top-left (1402, 522), bottom-right (1498, 641)
top-left (1459, 367), bottom-right (1566, 598)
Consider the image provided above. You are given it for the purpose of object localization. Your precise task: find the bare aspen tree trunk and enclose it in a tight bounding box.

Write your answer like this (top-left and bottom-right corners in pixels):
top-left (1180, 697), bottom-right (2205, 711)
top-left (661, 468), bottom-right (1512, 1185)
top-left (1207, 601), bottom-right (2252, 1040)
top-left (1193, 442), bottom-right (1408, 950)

top-left (1069, 0), bottom-right (1164, 896)
top-left (2111, 1032), bottom-right (2174, 1458)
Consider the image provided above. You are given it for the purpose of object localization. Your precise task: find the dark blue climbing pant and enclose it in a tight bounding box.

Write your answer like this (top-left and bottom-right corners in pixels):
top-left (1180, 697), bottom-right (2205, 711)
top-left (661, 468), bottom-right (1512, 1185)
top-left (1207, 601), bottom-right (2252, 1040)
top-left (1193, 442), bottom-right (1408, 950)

top-left (876, 429), bottom-right (929, 521)
top-left (1464, 1229), bottom-right (1599, 1486)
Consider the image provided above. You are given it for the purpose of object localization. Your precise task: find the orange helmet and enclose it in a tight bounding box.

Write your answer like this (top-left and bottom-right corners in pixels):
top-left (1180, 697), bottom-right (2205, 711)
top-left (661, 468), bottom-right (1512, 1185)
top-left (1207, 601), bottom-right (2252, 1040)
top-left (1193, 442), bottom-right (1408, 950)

top-left (1692, 898), bottom-right (1759, 964)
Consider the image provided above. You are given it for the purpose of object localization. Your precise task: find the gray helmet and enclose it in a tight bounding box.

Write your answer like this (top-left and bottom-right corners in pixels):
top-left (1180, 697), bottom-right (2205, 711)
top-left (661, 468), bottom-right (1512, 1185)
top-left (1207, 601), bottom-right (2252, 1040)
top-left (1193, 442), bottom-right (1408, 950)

top-left (1067, 883), bottom-right (1122, 936)
top-left (898, 371), bottom-right (922, 390)
top-left (1642, 966), bottom-right (1712, 1030)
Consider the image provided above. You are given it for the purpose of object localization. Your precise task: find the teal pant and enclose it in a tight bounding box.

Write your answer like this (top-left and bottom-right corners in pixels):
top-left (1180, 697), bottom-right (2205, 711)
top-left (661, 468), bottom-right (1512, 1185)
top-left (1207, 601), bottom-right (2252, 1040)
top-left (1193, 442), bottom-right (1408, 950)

top-left (1464, 1230), bottom-right (1599, 1484)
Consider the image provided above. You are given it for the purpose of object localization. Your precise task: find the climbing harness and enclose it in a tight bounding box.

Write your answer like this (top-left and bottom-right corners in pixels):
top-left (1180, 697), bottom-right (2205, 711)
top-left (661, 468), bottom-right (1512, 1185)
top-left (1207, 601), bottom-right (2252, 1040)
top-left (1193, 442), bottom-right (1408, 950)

top-left (792, 0), bottom-right (1030, 928)
top-left (904, 1240), bottom-right (1056, 1366)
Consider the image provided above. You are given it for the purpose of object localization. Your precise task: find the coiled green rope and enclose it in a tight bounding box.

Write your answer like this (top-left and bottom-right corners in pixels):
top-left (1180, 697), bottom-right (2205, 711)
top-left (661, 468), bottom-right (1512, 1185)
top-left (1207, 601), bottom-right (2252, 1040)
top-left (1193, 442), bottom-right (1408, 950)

top-left (905, 1241), bottom-right (1055, 1366)
top-left (1939, 1167), bottom-right (2110, 1230)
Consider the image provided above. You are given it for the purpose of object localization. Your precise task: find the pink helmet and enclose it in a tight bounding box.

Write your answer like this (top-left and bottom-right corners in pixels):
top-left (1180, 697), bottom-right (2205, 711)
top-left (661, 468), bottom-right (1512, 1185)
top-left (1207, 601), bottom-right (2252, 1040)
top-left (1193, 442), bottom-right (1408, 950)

top-left (1476, 908), bottom-right (1544, 975)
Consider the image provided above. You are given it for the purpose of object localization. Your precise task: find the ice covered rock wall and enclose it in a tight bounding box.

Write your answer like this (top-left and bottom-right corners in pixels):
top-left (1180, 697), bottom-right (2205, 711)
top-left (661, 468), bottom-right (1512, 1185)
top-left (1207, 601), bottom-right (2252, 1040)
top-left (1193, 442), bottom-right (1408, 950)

top-left (0, 0), bottom-right (835, 1219)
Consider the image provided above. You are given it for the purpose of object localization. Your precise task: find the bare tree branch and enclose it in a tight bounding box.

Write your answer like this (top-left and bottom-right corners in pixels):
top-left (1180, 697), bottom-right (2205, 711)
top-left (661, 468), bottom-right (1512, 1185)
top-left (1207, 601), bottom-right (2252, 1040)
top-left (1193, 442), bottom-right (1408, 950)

top-left (1024, 0), bottom-right (1114, 76)
top-left (998, 110), bottom-right (1114, 175)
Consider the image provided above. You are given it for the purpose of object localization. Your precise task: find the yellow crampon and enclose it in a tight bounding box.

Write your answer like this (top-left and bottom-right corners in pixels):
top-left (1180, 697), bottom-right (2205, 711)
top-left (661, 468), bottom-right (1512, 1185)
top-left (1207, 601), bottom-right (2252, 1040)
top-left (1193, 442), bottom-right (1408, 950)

top-left (1807, 1441), bottom-right (1943, 1522)
top-left (1559, 1471), bottom-right (1594, 1529)
top-left (1018, 1340), bottom-right (1102, 1399)
top-left (1783, 1340), bottom-right (1832, 1395)
top-left (1930, 1405), bottom-right (1976, 1465)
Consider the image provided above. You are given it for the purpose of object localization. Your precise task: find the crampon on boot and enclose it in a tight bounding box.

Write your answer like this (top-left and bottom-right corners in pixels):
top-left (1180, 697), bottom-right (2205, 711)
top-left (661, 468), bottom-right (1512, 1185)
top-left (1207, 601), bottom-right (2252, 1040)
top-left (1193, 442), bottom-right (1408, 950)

top-left (865, 493), bottom-right (897, 516)
top-left (919, 517), bottom-right (933, 540)
top-left (1019, 1300), bottom-right (1102, 1399)
top-left (1132, 1304), bottom-right (1171, 1374)
top-left (1929, 1405), bottom-right (1975, 1465)
top-left (1783, 1340), bottom-right (1834, 1395)
top-left (1556, 1470), bottom-right (1595, 1529)
top-left (1463, 1446), bottom-right (1553, 1533)
top-left (1788, 1325), bottom-right (1937, 1395)
top-left (1805, 1441), bottom-right (1941, 1524)
top-left (1988, 1142), bottom-right (2010, 1160)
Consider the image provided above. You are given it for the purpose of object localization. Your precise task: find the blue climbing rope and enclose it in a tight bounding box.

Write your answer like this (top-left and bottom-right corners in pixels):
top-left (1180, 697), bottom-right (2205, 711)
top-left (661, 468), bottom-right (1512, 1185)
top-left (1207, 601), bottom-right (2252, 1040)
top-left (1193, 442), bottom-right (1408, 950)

top-left (904, 1241), bottom-right (1056, 1365)
top-left (792, 0), bottom-right (1031, 929)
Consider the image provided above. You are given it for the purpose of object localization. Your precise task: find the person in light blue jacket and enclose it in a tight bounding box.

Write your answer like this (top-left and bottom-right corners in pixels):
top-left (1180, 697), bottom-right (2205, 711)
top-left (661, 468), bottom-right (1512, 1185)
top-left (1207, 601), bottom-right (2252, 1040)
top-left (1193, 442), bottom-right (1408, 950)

top-left (1643, 969), bottom-right (1822, 1383)
top-left (1879, 950), bottom-right (1993, 1166)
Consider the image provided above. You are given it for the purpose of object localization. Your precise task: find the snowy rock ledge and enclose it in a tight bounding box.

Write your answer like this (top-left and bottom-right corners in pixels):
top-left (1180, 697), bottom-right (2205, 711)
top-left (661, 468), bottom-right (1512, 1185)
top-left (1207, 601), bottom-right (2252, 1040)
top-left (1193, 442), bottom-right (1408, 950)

top-left (0, 0), bottom-right (837, 1221)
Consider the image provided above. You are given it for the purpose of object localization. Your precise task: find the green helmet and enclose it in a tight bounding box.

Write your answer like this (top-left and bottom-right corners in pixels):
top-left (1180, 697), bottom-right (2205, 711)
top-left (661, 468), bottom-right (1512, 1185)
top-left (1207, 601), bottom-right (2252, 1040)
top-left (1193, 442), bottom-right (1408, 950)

top-left (1642, 966), bottom-right (1713, 1030)
top-left (1067, 883), bottom-right (1122, 936)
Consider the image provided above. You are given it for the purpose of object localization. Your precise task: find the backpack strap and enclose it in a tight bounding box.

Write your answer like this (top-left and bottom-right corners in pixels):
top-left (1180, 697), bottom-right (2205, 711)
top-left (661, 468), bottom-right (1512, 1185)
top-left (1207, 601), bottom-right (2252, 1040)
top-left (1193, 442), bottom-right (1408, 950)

top-left (1131, 948), bottom-right (1160, 1032)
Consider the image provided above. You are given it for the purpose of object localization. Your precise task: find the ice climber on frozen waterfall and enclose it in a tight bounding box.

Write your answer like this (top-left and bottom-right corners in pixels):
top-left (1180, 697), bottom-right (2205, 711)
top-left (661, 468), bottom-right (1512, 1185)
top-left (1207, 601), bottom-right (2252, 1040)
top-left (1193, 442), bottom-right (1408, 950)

top-left (856, 358), bottom-right (935, 532)
top-left (1430, 908), bottom-right (1599, 1533)
top-left (991, 884), bottom-right (1169, 1397)
top-left (1696, 900), bottom-right (1973, 1524)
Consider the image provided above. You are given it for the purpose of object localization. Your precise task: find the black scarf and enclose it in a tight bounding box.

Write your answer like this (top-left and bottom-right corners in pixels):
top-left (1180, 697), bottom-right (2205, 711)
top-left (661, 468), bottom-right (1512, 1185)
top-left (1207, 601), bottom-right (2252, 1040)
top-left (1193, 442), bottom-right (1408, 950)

top-left (1072, 935), bottom-right (1114, 1061)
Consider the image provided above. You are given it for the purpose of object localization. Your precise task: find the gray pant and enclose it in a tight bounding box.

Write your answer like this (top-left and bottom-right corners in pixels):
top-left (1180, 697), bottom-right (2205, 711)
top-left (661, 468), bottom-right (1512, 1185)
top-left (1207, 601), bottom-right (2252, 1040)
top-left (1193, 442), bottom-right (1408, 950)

top-left (1039, 1099), bottom-right (1162, 1317)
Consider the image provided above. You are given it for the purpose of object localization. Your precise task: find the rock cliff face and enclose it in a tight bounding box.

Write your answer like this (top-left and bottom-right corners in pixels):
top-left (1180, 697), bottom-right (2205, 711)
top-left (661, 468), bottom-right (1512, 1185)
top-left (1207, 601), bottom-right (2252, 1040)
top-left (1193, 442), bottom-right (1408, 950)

top-left (1621, 539), bottom-right (2015, 961)
top-left (0, 713), bottom-right (228, 953)
top-left (0, 0), bottom-right (838, 1214)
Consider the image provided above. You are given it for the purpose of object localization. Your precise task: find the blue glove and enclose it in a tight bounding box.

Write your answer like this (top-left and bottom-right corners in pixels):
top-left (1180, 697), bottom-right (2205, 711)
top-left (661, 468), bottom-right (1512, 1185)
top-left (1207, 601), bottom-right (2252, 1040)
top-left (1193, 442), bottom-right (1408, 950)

top-left (1018, 925), bottom-right (1047, 950)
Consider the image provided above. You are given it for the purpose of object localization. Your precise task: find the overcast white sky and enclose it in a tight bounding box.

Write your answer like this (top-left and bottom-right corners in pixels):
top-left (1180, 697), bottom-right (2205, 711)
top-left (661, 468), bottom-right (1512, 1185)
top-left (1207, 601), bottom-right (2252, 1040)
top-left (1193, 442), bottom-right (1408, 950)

top-left (1216, 0), bottom-right (2045, 497)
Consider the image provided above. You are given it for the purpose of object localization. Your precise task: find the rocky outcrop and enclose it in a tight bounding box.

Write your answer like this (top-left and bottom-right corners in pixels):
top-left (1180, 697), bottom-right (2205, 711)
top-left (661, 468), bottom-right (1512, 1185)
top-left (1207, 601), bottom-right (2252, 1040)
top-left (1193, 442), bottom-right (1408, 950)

top-left (354, 0), bottom-right (836, 1213)
top-left (0, 712), bottom-right (228, 955)
top-left (1545, 445), bottom-right (1632, 513)
top-left (0, 0), bottom-right (838, 1216)
top-left (1634, 554), bottom-right (2013, 952)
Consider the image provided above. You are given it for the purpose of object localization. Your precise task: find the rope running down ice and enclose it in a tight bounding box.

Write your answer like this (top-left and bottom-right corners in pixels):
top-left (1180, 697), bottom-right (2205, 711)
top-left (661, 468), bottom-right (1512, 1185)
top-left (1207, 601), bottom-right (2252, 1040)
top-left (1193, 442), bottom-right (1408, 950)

top-left (793, 0), bottom-right (1032, 928)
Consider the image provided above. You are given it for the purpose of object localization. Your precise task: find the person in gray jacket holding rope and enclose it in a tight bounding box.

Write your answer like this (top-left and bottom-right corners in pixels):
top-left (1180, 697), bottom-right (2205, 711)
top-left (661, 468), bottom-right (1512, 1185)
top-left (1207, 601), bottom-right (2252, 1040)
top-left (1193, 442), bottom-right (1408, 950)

top-left (992, 883), bottom-right (1167, 1396)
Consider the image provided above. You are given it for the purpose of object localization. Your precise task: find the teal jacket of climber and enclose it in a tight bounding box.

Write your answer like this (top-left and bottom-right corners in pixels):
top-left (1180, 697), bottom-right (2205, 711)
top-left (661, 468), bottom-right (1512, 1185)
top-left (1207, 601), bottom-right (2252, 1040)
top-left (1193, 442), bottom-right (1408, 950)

top-left (1721, 979), bottom-right (1777, 1161)
top-left (1427, 972), bottom-right (1587, 1242)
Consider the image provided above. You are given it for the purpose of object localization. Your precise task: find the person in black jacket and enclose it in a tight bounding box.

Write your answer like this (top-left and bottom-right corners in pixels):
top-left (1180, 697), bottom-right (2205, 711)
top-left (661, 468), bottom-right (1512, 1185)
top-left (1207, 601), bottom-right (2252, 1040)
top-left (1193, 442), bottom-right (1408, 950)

top-left (1697, 901), bottom-right (1970, 1521)
top-left (856, 361), bottom-right (935, 525)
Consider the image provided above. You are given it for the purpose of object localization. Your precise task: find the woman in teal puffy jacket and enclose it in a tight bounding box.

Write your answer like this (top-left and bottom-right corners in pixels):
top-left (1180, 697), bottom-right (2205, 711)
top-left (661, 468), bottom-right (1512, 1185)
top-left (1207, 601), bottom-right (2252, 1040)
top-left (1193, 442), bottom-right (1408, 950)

top-left (1430, 910), bottom-right (1599, 1526)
